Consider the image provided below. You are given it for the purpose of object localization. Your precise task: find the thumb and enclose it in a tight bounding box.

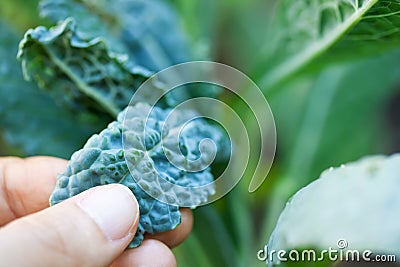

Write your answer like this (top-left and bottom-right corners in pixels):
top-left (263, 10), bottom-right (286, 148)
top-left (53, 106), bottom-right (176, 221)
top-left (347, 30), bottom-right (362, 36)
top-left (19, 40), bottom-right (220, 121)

top-left (0, 184), bottom-right (139, 267)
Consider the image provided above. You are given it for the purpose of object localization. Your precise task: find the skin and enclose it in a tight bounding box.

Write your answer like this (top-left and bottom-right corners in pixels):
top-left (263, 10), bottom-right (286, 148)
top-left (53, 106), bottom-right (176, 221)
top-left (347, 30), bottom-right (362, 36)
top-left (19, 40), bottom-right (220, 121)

top-left (0, 156), bottom-right (193, 267)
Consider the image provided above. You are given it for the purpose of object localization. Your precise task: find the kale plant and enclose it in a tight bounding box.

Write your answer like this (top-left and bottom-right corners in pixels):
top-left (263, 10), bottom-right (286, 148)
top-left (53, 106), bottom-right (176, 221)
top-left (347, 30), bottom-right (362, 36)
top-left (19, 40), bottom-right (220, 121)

top-left (49, 103), bottom-right (222, 247)
top-left (1, 0), bottom-right (400, 265)
top-left (14, 0), bottom-right (229, 248)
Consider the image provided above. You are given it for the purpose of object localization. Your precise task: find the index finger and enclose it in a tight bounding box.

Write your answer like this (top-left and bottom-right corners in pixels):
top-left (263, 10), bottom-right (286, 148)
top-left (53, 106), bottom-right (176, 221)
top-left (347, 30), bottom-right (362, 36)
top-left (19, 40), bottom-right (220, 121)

top-left (0, 156), bottom-right (67, 225)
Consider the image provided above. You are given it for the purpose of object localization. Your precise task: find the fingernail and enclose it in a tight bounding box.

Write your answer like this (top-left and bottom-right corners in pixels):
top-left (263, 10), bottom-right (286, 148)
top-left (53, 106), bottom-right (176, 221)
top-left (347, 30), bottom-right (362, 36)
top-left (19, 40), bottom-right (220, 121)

top-left (78, 184), bottom-right (139, 241)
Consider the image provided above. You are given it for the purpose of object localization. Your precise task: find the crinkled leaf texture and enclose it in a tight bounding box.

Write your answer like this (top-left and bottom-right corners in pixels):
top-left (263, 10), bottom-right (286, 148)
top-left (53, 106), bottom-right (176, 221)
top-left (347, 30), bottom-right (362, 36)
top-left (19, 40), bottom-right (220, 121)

top-left (17, 19), bottom-right (155, 117)
top-left (267, 154), bottom-right (400, 266)
top-left (39, 0), bottom-right (190, 72)
top-left (38, 0), bottom-right (220, 103)
top-left (0, 19), bottom-right (105, 157)
top-left (50, 103), bottom-right (227, 247)
top-left (17, 18), bottom-right (219, 116)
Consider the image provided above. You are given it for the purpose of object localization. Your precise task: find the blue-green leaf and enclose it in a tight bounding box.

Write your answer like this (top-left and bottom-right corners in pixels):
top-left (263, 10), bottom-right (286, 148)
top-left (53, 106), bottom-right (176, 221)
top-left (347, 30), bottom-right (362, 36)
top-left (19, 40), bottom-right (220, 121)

top-left (39, 0), bottom-right (190, 71)
top-left (0, 20), bottom-right (104, 157)
top-left (18, 19), bottom-right (154, 117)
top-left (50, 103), bottom-right (227, 247)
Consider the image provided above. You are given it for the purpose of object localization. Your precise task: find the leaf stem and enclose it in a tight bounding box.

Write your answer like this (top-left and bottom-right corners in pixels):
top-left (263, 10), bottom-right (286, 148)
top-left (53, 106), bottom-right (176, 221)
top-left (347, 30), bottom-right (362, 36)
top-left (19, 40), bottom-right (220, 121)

top-left (46, 47), bottom-right (119, 117)
top-left (260, 0), bottom-right (378, 93)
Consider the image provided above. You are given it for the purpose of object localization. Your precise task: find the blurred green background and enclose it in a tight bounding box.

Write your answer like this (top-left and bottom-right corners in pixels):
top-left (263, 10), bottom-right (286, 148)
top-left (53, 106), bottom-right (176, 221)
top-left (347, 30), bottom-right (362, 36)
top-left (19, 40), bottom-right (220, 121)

top-left (1, 0), bottom-right (399, 266)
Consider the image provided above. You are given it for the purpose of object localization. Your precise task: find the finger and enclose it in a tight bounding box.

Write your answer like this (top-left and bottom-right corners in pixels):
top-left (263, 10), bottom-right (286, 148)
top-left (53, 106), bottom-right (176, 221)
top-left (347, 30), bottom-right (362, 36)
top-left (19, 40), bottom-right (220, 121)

top-left (146, 208), bottom-right (193, 248)
top-left (111, 239), bottom-right (176, 267)
top-left (0, 156), bottom-right (67, 225)
top-left (0, 184), bottom-right (139, 267)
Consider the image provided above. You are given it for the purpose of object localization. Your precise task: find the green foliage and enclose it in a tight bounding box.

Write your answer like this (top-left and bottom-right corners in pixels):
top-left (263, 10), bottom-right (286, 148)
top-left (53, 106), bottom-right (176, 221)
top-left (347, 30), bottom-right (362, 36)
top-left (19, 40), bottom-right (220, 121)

top-left (329, 0), bottom-right (400, 56)
top-left (50, 103), bottom-right (225, 247)
top-left (0, 20), bottom-right (104, 157)
top-left (267, 154), bottom-right (400, 266)
top-left (265, 49), bottom-right (400, 237)
top-left (260, 0), bottom-right (400, 91)
top-left (0, 0), bottom-right (45, 31)
top-left (18, 19), bottom-right (153, 117)
top-left (39, 0), bottom-right (190, 71)
top-left (1, 0), bottom-right (400, 265)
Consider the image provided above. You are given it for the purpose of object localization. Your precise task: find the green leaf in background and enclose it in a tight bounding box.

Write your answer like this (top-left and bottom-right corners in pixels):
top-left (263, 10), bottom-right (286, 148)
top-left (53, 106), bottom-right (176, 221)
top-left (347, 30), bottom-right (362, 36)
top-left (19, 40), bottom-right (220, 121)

top-left (0, 20), bottom-right (104, 158)
top-left (18, 19), bottom-right (153, 117)
top-left (170, 0), bottom-right (217, 60)
top-left (266, 154), bottom-right (400, 266)
top-left (264, 49), bottom-right (400, 237)
top-left (0, 0), bottom-right (45, 31)
top-left (39, 0), bottom-right (190, 71)
top-left (260, 0), bottom-right (400, 91)
top-left (327, 0), bottom-right (400, 58)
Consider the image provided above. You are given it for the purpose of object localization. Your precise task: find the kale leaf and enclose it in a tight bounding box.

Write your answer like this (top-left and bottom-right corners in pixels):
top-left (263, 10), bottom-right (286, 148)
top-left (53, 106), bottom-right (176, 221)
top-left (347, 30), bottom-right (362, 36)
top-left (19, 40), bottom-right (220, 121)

top-left (17, 19), bottom-right (157, 117)
top-left (0, 19), bottom-right (105, 157)
top-left (39, 0), bottom-right (190, 71)
top-left (50, 103), bottom-right (227, 247)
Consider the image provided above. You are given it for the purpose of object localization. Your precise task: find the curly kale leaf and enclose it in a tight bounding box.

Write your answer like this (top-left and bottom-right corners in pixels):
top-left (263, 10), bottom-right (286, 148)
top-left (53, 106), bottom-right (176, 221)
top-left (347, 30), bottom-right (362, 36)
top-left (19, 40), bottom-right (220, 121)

top-left (38, 0), bottom-right (220, 102)
top-left (0, 19), bottom-right (105, 157)
top-left (39, 0), bottom-right (190, 72)
top-left (50, 103), bottom-right (227, 247)
top-left (17, 19), bottom-right (159, 117)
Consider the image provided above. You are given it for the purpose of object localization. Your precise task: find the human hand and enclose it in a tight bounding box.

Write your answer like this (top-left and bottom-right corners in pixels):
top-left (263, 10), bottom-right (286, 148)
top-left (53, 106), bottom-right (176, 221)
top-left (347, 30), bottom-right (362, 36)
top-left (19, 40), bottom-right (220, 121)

top-left (0, 156), bottom-right (193, 267)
